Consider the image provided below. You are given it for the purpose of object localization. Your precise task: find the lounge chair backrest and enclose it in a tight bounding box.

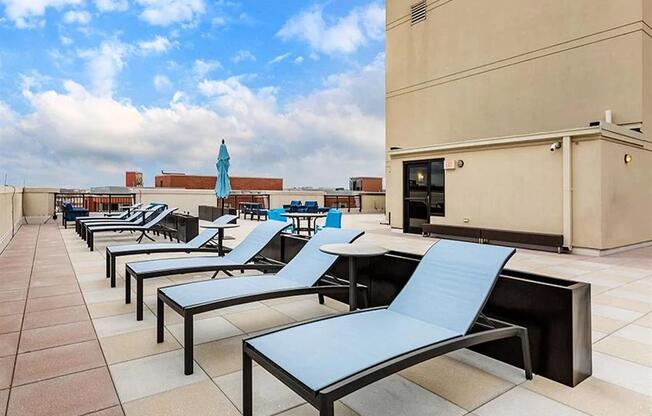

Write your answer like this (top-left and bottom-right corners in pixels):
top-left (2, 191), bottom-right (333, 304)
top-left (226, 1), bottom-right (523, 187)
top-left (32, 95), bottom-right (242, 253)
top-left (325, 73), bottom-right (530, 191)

top-left (186, 214), bottom-right (238, 248)
top-left (143, 207), bottom-right (177, 228)
top-left (225, 220), bottom-right (291, 264)
top-left (388, 240), bottom-right (514, 335)
top-left (276, 228), bottom-right (364, 287)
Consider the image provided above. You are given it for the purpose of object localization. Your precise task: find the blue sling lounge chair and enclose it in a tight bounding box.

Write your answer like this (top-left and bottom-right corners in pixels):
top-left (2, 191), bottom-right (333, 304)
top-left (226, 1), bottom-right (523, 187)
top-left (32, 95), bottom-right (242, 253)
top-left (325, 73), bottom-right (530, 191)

top-left (125, 220), bottom-right (292, 321)
top-left (242, 240), bottom-right (533, 416)
top-left (156, 227), bottom-right (364, 375)
top-left (85, 207), bottom-right (177, 251)
top-left (105, 214), bottom-right (238, 287)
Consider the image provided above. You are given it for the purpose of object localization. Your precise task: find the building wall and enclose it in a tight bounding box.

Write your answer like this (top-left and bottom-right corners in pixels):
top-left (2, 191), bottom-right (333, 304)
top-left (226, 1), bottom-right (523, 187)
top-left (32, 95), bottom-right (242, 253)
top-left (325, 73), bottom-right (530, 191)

top-left (386, 0), bottom-right (646, 149)
top-left (0, 187), bottom-right (24, 253)
top-left (154, 175), bottom-right (283, 191)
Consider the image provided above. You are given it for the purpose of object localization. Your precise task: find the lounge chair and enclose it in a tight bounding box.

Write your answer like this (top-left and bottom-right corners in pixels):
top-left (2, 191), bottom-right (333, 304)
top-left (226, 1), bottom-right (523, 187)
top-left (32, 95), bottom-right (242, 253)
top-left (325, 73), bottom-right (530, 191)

top-left (104, 214), bottom-right (238, 287)
top-left (242, 240), bottom-right (533, 416)
top-left (76, 203), bottom-right (164, 239)
top-left (86, 207), bottom-right (177, 251)
top-left (124, 220), bottom-right (292, 321)
top-left (156, 227), bottom-right (364, 375)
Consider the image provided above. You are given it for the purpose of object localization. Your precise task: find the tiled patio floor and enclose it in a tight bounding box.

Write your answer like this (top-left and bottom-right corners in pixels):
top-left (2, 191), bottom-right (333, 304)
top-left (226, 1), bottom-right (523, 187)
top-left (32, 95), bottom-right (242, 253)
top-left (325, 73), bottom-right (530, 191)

top-left (0, 217), bottom-right (650, 415)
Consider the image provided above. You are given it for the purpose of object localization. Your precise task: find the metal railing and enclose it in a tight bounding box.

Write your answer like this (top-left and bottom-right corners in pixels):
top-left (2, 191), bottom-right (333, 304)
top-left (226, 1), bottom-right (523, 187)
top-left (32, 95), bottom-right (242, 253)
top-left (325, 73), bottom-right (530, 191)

top-left (224, 193), bottom-right (271, 210)
top-left (324, 194), bottom-right (362, 212)
top-left (54, 193), bottom-right (137, 214)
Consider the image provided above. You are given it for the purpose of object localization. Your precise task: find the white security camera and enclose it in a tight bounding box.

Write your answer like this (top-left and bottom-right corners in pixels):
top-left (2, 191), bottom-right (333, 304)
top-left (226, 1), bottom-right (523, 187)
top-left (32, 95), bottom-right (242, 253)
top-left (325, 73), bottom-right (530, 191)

top-left (550, 142), bottom-right (562, 152)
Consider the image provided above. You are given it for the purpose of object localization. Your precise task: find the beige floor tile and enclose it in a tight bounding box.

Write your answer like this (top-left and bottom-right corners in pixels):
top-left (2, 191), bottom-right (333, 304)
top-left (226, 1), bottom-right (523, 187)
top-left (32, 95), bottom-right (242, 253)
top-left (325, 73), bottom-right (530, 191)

top-left (167, 316), bottom-right (243, 345)
top-left (612, 324), bottom-right (652, 344)
top-left (88, 299), bottom-right (136, 319)
top-left (270, 299), bottom-right (337, 321)
top-left (592, 294), bottom-right (652, 314)
top-left (634, 313), bottom-right (652, 328)
top-left (400, 356), bottom-right (514, 411)
top-left (193, 335), bottom-right (245, 377)
top-left (109, 349), bottom-right (208, 403)
top-left (122, 380), bottom-right (239, 416)
top-left (277, 402), bottom-right (359, 416)
top-left (592, 352), bottom-right (652, 396)
top-left (524, 374), bottom-right (652, 416)
top-left (214, 366), bottom-right (304, 416)
top-left (446, 349), bottom-right (528, 385)
top-left (93, 311), bottom-right (157, 338)
top-left (223, 307), bottom-right (294, 333)
top-left (594, 335), bottom-right (652, 367)
top-left (592, 304), bottom-right (644, 322)
top-left (99, 328), bottom-right (180, 364)
top-left (474, 386), bottom-right (587, 415)
top-left (341, 374), bottom-right (466, 416)
top-left (591, 330), bottom-right (608, 343)
top-left (591, 315), bottom-right (627, 334)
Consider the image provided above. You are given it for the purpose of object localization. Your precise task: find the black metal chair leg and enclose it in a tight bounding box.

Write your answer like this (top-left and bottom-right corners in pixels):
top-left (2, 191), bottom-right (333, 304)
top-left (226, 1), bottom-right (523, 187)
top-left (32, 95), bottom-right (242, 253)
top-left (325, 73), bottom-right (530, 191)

top-left (157, 297), bottom-right (164, 343)
top-left (519, 328), bottom-right (533, 380)
top-left (184, 313), bottom-right (194, 375)
top-left (243, 352), bottom-right (253, 416)
top-left (110, 255), bottom-right (116, 288)
top-left (136, 277), bottom-right (143, 321)
top-left (318, 294), bottom-right (325, 304)
top-left (106, 254), bottom-right (110, 278)
top-left (319, 398), bottom-right (334, 416)
top-left (125, 270), bottom-right (131, 304)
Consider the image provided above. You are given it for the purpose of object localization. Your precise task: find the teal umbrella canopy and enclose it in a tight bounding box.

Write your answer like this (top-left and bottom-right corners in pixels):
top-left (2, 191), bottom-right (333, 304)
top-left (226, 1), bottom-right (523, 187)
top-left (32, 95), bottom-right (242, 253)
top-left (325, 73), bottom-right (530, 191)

top-left (215, 140), bottom-right (231, 199)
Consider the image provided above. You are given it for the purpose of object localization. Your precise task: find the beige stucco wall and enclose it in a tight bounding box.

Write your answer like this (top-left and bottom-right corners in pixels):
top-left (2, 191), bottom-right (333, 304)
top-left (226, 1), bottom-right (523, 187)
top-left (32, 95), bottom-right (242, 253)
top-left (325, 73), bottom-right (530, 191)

top-left (644, 33), bottom-right (652, 138)
top-left (387, 141), bottom-right (565, 234)
top-left (386, 0), bottom-right (646, 149)
top-left (0, 187), bottom-right (24, 253)
top-left (22, 188), bottom-right (56, 222)
top-left (360, 193), bottom-right (386, 213)
top-left (599, 141), bottom-right (652, 249)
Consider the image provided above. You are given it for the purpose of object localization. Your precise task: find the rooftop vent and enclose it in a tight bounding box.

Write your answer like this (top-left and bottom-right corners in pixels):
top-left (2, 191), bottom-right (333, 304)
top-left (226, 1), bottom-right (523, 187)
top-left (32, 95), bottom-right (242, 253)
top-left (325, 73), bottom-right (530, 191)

top-left (411, 1), bottom-right (427, 25)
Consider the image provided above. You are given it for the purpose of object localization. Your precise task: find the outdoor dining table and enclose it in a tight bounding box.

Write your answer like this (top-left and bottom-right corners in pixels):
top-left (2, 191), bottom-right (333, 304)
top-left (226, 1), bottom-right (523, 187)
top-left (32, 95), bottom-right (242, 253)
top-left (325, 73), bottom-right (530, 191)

top-left (200, 222), bottom-right (240, 256)
top-left (319, 243), bottom-right (389, 310)
top-left (281, 212), bottom-right (327, 236)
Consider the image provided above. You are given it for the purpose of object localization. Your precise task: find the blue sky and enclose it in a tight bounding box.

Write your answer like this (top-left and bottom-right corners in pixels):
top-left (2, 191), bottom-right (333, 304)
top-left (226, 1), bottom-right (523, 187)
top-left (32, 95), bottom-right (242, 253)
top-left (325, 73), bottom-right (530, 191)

top-left (0, 0), bottom-right (385, 188)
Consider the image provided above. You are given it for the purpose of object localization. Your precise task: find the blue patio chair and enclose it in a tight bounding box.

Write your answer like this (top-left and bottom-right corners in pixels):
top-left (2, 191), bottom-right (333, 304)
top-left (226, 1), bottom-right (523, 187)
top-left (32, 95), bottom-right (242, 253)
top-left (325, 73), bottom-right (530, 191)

top-left (300, 200), bottom-right (319, 213)
top-left (267, 208), bottom-right (287, 222)
top-left (316, 209), bottom-right (342, 232)
top-left (156, 227), bottom-right (365, 374)
top-left (242, 240), bottom-right (533, 416)
top-left (283, 200), bottom-right (302, 212)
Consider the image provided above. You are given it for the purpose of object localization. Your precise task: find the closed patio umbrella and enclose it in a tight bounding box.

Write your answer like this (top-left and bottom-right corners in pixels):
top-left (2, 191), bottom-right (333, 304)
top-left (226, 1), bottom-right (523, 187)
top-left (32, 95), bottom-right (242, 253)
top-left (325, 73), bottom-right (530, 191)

top-left (215, 139), bottom-right (232, 212)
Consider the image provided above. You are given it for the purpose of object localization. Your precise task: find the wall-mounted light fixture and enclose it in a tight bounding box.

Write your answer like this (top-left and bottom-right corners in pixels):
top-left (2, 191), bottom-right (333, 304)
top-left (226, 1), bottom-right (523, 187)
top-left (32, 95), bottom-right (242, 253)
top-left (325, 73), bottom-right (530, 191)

top-left (457, 160), bottom-right (464, 168)
top-left (624, 154), bottom-right (632, 164)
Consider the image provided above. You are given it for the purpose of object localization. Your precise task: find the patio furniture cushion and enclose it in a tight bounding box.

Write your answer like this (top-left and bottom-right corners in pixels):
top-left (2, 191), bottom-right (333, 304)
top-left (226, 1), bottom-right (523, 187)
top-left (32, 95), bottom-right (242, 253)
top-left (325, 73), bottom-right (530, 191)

top-left (248, 309), bottom-right (459, 390)
top-left (161, 275), bottom-right (304, 308)
top-left (108, 242), bottom-right (189, 254)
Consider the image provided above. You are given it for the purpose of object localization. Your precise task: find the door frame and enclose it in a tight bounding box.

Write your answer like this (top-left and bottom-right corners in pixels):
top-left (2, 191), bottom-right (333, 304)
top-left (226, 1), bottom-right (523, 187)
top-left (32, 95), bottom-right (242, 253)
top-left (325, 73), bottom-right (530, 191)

top-left (402, 158), bottom-right (445, 234)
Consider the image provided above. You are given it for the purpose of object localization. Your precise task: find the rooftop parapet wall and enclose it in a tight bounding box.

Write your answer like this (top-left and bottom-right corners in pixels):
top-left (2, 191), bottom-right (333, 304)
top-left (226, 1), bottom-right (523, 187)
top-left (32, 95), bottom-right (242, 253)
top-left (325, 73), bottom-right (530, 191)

top-left (0, 186), bottom-right (24, 253)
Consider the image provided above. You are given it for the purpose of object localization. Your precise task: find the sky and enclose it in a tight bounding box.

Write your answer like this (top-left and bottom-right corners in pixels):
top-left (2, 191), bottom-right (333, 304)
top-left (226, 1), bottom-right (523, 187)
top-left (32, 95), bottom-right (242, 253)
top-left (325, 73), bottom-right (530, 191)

top-left (0, 0), bottom-right (385, 189)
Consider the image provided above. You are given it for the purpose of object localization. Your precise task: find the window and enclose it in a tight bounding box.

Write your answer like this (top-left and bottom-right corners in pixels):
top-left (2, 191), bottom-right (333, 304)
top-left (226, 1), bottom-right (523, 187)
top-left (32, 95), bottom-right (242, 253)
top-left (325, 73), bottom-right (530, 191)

top-left (430, 160), bottom-right (445, 216)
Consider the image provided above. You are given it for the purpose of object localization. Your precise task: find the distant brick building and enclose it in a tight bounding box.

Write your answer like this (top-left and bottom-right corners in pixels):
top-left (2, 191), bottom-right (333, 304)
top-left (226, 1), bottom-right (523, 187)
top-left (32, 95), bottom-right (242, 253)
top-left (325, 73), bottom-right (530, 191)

top-left (153, 173), bottom-right (283, 191)
top-left (125, 171), bottom-right (143, 187)
top-left (349, 177), bottom-right (383, 192)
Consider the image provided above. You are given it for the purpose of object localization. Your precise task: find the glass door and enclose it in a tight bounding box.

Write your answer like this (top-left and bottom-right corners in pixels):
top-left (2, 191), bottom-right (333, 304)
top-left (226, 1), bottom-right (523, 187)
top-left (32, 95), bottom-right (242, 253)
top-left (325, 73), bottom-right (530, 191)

top-left (403, 159), bottom-right (445, 234)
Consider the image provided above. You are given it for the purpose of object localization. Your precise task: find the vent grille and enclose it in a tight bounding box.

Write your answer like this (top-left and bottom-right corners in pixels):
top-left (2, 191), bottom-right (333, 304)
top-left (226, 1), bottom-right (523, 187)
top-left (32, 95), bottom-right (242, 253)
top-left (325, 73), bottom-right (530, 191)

top-left (411, 1), bottom-right (427, 25)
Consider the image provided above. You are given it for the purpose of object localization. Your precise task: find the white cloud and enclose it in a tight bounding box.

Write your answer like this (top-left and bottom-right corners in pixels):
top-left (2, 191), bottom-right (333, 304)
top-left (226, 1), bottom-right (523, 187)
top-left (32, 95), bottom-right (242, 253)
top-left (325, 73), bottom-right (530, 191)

top-left (294, 56), bottom-right (304, 64)
top-left (193, 59), bottom-right (221, 78)
top-left (153, 74), bottom-right (171, 91)
top-left (136, 0), bottom-right (205, 26)
top-left (138, 35), bottom-right (175, 54)
top-left (63, 10), bottom-right (91, 25)
top-left (211, 15), bottom-right (226, 27)
top-left (269, 53), bottom-right (290, 65)
top-left (1, 0), bottom-right (83, 28)
top-left (95, 0), bottom-right (128, 12)
top-left (277, 2), bottom-right (385, 55)
top-left (77, 40), bottom-right (129, 97)
top-left (232, 50), bottom-right (256, 64)
top-left (0, 54), bottom-right (385, 188)
top-left (60, 35), bottom-right (73, 45)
